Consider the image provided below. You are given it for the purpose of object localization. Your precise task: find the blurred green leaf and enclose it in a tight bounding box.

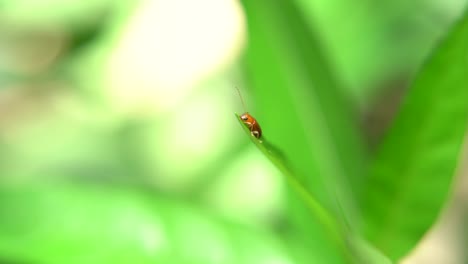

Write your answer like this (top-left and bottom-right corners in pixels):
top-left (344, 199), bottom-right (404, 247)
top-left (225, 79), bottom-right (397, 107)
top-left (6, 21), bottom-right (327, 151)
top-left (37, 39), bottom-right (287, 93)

top-left (361, 11), bottom-right (468, 261)
top-left (0, 182), bottom-right (303, 264)
top-left (347, 236), bottom-right (393, 264)
top-left (240, 2), bottom-right (365, 261)
top-left (241, 0), bottom-right (365, 219)
top-left (236, 114), bottom-right (391, 264)
top-left (293, 0), bottom-right (391, 100)
top-left (236, 114), bottom-right (394, 263)
top-left (243, 0), bottom-right (370, 263)
top-left (295, 0), bottom-right (467, 100)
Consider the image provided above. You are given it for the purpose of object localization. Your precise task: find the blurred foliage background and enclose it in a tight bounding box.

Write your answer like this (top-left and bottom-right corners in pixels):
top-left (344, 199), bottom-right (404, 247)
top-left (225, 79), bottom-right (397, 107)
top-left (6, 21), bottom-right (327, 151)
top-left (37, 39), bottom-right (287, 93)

top-left (0, 0), bottom-right (467, 263)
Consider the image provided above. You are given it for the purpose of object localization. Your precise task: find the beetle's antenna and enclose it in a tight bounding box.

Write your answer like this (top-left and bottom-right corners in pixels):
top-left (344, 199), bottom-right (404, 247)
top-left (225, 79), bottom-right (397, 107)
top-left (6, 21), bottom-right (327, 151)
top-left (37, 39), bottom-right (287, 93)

top-left (235, 87), bottom-right (248, 113)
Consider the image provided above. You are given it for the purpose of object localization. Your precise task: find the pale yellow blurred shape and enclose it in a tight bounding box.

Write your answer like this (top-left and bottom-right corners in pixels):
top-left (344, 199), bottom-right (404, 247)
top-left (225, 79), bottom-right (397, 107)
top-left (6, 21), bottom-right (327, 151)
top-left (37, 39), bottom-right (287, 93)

top-left (399, 202), bottom-right (463, 264)
top-left (106, 0), bottom-right (246, 113)
top-left (401, 138), bottom-right (468, 264)
top-left (204, 147), bottom-right (284, 226)
top-left (147, 86), bottom-right (243, 191)
top-left (429, 0), bottom-right (468, 16)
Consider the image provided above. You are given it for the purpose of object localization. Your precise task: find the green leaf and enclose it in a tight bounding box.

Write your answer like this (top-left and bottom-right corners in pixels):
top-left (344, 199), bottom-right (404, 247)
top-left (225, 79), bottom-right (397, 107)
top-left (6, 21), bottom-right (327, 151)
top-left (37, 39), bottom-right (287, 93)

top-left (240, 0), bottom-right (365, 226)
top-left (347, 236), bottom-right (393, 264)
top-left (361, 11), bottom-right (468, 261)
top-left (294, 0), bottom-right (466, 101)
top-left (235, 114), bottom-right (342, 244)
top-left (236, 114), bottom-right (396, 264)
top-left (240, 1), bottom-right (366, 262)
top-left (0, 182), bottom-right (304, 264)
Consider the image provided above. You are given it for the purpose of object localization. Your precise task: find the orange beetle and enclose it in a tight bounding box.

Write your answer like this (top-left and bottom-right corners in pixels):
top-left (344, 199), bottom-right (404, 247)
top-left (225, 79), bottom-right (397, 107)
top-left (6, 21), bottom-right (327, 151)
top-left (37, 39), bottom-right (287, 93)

top-left (236, 87), bottom-right (262, 139)
top-left (239, 113), bottom-right (262, 138)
